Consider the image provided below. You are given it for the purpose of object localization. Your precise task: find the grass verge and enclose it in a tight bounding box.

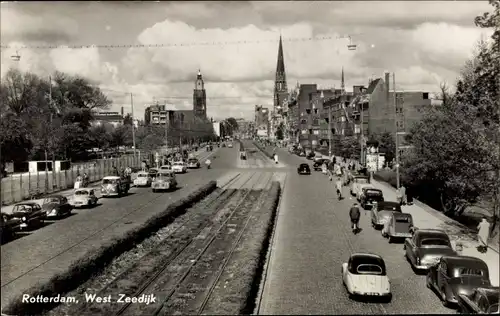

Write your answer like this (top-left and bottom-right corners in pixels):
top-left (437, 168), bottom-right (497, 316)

top-left (2, 181), bottom-right (217, 316)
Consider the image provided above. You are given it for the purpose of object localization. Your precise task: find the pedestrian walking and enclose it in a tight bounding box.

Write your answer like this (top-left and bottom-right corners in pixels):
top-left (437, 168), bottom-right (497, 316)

top-left (477, 217), bottom-right (490, 253)
top-left (349, 203), bottom-right (361, 233)
top-left (336, 177), bottom-right (343, 200)
top-left (328, 160), bottom-right (335, 181)
top-left (397, 185), bottom-right (407, 206)
top-left (321, 161), bottom-right (328, 175)
top-left (274, 153), bottom-right (279, 164)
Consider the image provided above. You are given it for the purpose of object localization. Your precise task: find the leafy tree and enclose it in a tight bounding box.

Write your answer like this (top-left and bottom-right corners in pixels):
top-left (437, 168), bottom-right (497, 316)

top-left (369, 132), bottom-right (395, 163)
top-left (339, 136), bottom-right (360, 158)
top-left (123, 113), bottom-right (133, 126)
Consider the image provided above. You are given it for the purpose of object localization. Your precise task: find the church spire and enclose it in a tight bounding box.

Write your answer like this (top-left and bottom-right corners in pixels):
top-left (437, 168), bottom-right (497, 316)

top-left (341, 66), bottom-right (345, 92)
top-left (276, 35), bottom-right (286, 76)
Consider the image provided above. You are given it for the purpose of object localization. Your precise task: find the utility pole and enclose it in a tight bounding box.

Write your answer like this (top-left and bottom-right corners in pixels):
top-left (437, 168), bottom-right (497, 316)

top-left (393, 72), bottom-right (400, 190)
top-left (165, 109), bottom-right (169, 157)
top-left (130, 93), bottom-right (137, 159)
top-left (45, 75), bottom-right (52, 192)
top-left (360, 92), bottom-right (364, 166)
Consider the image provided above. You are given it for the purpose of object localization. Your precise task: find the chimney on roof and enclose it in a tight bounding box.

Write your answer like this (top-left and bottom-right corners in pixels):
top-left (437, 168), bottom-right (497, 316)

top-left (384, 71), bottom-right (390, 93)
top-left (121, 106), bottom-right (124, 117)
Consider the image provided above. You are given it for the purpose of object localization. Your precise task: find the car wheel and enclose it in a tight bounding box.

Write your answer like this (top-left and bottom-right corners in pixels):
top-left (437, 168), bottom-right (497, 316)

top-left (441, 287), bottom-right (450, 307)
top-left (388, 236), bottom-right (393, 243)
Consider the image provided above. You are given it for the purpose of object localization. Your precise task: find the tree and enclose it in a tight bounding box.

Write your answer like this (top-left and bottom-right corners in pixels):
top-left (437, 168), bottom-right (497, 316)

top-left (369, 132), bottom-right (395, 163)
top-left (123, 114), bottom-right (133, 126)
top-left (339, 136), bottom-right (360, 158)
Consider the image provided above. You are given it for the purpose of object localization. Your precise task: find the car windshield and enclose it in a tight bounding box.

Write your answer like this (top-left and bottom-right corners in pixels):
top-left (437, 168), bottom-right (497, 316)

top-left (356, 178), bottom-right (369, 184)
top-left (421, 238), bottom-right (450, 246)
top-left (137, 174), bottom-right (148, 178)
top-left (356, 264), bottom-right (384, 275)
top-left (102, 179), bottom-right (117, 184)
top-left (74, 190), bottom-right (89, 195)
top-left (457, 268), bottom-right (485, 276)
top-left (158, 173), bottom-right (173, 179)
top-left (380, 205), bottom-right (401, 212)
top-left (365, 189), bottom-right (382, 195)
top-left (188, 159), bottom-right (198, 163)
top-left (13, 205), bottom-right (32, 212)
top-left (174, 162), bottom-right (183, 166)
top-left (43, 197), bottom-right (60, 203)
top-left (395, 217), bottom-right (411, 223)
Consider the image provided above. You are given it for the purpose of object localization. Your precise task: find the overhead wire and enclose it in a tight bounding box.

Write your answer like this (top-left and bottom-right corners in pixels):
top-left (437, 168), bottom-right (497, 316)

top-left (0, 34), bottom-right (359, 50)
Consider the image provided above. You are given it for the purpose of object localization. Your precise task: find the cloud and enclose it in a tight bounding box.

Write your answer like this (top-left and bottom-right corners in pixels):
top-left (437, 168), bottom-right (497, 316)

top-left (0, 1), bottom-right (495, 121)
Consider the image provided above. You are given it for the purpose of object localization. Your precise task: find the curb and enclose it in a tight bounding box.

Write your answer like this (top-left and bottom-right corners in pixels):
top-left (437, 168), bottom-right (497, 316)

top-left (373, 179), bottom-right (499, 254)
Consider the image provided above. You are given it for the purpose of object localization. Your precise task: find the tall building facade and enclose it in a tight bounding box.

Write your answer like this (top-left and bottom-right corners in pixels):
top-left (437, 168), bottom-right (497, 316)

top-left (255, 105), bottom-right (270, 138)
top-left (193, 69), bottom-right (207, 118)
top-left (271, 36), bottom-right (289, 139)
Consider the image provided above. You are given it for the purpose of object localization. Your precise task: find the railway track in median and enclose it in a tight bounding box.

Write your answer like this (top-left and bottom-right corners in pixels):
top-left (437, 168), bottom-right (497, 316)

top-left (65, 171), bottom-right (272, 316)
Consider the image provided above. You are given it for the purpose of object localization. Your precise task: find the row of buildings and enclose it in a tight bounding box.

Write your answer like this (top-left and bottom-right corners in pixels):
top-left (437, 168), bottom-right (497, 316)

top-left (256, 36), bottom-right (441, 156)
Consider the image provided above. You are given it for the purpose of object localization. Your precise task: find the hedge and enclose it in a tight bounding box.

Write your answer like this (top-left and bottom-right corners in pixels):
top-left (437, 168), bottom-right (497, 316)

top-left (2, 181), bottom-right (217, 316)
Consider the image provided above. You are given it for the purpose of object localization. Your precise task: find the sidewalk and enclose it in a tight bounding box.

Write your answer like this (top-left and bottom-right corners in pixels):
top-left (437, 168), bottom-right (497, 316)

top-left (371, 179), bottom-right (499, 287)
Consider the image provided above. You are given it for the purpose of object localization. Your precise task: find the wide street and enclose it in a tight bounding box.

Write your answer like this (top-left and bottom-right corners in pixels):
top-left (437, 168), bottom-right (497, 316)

top-left (257, 147), bottom-right (465, 315)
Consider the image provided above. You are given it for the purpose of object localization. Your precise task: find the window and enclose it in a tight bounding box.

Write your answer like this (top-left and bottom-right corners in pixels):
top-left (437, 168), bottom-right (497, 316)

top-left (301, 119), bottom-right (307, 124)
top-left (313, 130), bottom-right (319, 135)
top-left (313, 119), bottom-right (319, 125)
top-left (356, 264), bottom-right (383, 275)
top-left (341, 117), bottom-right (346, 122)
top-left (301, 129), bottom-right (307, 135)
top-left (421, 238), bottom-right (450, 246)
top-left (309, 129), bottom-right (313, 134)
top-left (314, 108), bottom-right (318, 114)
top-left (423, 92), bottom-right (429, 99)
top-left (458, 268), bottom-right (484, 276)
top-left (306, 109), bottom-right (311, 114)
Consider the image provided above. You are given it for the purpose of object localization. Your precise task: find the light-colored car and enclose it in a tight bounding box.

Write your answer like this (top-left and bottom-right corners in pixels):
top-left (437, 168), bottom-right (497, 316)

top-left (133, 171), bottom-right (152, 187)
top-left (101, 176), bottom-right (129, 197)
top-left (342, 253), bottom-right (392, 301)
top-left (71, 188), bottom-right (98, 208)
top-left (187, 158), bottom-right (200, 169)
top-left (356, 183), bottom-right (375, 201)
top-left (159, 164), bottom-right (172, 172)
top-left (371, 201), bottom-right (402, 229)
top-left (152, 171), bottom-right (177, 192)
top-left (227, 143), bottom-right (233, 148)
top-left (350, 176), bottom-right (370, 197)
top-left (172, 161), bottom-right (187, 173)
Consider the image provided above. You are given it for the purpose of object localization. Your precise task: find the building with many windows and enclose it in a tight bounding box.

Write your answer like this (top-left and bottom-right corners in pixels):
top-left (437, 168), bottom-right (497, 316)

top-left (254, 105), bottom-right (270, 138)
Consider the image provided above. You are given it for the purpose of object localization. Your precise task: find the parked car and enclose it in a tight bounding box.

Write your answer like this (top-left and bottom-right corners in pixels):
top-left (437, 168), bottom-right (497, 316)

top-left (129, 167), bottom-right (143, 182)
top-left (371, 201), bottom-right (402, 229)
top-left (187, 158), bottom-right (201, 169)
top-left (360, 188), bottom-right (384, 209)
top-left (342, 253), bottom-right (392, 301)
top-left (297, 163), bottom-right (311, 175)
top-left (1, 212), bottom-right (21, 240)
top-left (159, 164), bottom-right (172, 172)
top-left (350, 176), bottom-right (370, 197)
top-left (11, 202), bottom-right (46, 230)
top-left (382, 212), bottom-right (414, 242)
top-left (306, 150), bottom-right (316, 160)
top-left (148, 168), bottom-right (159, 179)
top-left (42, 195), bottom-right (73, 219)
top-left (152, 171), bottom-right (178, 192)
top-left (456, 286), bottom-right (499, 314)
top-left (133, 171), bottom-right (152, 187)
top-left (404, 229), bottom-right (457, 272)
top-left (427, 256), bottom-right (492, 307)
top-left (71, 188), bottom-right (98, 208)
top-left (172, 161), bottom-right (187, 173)
top-left (313, 159), bottom-right (328, 171)
top-left (101, 176), bottom-right (129, 197)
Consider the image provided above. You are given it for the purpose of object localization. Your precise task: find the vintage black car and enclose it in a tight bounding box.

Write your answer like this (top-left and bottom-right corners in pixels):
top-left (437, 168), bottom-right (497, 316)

top-left (11, 202), bottom-right (47, 230)
top-left (427, 256), bottom-right (492, 307)
top-left (1, 212), bottom-right (21, 241)
top-left (404, 229), bottom-right (457, 272)
top-left (313, 159), bottom-right (328, 171)
top-left (42, 195), bottom-right (72, 219)
top-left (457, 286), bottom-right (499, 314)
top-left (297, 163), bottom-right (311, 175)
top-left (306, 151), bottom-right (316, 160)
top-left (360, 188), bottom-right (384, 209)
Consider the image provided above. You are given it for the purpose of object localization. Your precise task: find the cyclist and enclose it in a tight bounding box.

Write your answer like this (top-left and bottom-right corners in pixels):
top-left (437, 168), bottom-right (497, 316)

top-left (205, 158), bottom-right (211, 169)
top-left (349, 203), bottom-right (361, 233)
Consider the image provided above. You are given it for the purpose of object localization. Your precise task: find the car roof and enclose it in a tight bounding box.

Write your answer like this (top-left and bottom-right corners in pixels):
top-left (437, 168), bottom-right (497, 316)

top-left (350, 253), bottom-right (383, 260)
top-left (415, 228), bottom-right (448, 236)
top-left (377, 201), bottom-right (400, 207)
top-left (299, 163), bottom-right (309, 166)
top-left (103, 176), bottom-right (120, 179)
top-left (392, 212), bottom-right (412, 218)
top-left (15, 202), bottom-right (38, 206)
top-left (442, 255), bottom-right (488, 270)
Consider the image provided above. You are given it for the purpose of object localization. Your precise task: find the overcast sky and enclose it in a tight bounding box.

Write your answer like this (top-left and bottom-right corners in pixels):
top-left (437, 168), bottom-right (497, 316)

top-left (0, 1), bottom-right (493, 120)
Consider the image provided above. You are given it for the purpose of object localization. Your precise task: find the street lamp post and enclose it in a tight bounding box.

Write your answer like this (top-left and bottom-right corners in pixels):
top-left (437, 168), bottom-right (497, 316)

top-left (393, 72), bottom-right (401, 190)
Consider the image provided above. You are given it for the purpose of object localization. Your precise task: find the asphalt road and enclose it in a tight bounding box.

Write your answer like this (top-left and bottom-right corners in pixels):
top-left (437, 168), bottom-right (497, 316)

top-left (258, 148), bottom-right (453, 314)
top-left (0, 149), bottom-right (229, 308)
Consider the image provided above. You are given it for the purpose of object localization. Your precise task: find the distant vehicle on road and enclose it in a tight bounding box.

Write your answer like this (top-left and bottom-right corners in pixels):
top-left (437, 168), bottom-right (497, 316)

top-left (456, 286), bottom-right (499, 314)
top-left (71, 188), bottom-right (98, 208)
top-left (342, 253), bottom-right (392, 301)
top-left (404, 229), bottom-right (456, 272)
top-left (297, 163), bottom-right (311, 175)
top-left (227, 143), bottom-right (233, 148)
top-left (187, 158), bottom-right (201, 169)
top-left (306, 151), bottom-right (315, 160)
top-left (382, 212), bottom-right (414, 242)
top-left (313, 159), bottom-right (328, 171)
top-left (42, 195), bottom-right (72, 219)
top-left (133, 171), bottom-right (152, 187)
top-left (172, 161), bottom-right (187, 173)
top-left (101, 176), bottom-right (129, 197)
top-left (1, 212), bottom-right (21, 240)
top-left (159, 164), bottom-right (172, 172)
top-left (371, 201), bottom-right (402, 229)
top-left (11, 202), bottom-right (46, 230)
top-left (427, 256), bottom-right (492, 307)
top-left (148, 168), bottom-right (159, 179)
top-left (360, 188), bottom-right (384, 209)
top-left (152, 171), bottom-right (177, 192)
